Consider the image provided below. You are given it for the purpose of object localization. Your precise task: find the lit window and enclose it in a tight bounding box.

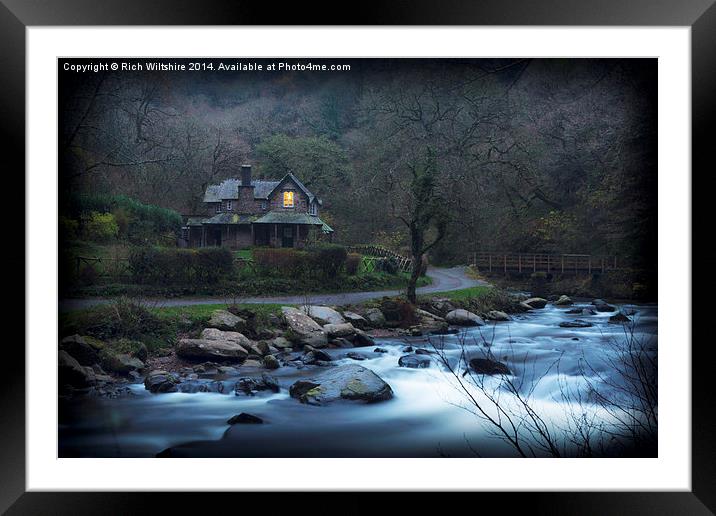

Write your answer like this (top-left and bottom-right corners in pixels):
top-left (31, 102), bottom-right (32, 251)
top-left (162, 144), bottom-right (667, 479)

top-left (283, 191), bottom-right (295, 208)
top-left (226, 201), bottom-right (232, 211)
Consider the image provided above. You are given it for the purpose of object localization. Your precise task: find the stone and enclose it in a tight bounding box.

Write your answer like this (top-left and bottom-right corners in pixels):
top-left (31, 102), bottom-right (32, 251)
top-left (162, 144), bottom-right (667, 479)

top-left (559, 319), bottom-right (593, 328)
top-left (373, 347), bottom-right (388, 353)
top-left (431, 298), bottom-right (456, 315)
top-left (207, 309), bottom-right (246, 331)
top-left (200, 328), bottom-right (253, 348)
top-left (364, 308), bottom-right (387, 328)
top-left (415, 348), bottom-right (435, 355)
top-left (469, 358), bottom-right (511, 375)
top-left (271, 336), bottom-right (292, 349)
top-left (565, 308), bottom-right (583, 314)
top-left (416, 308), bottom-right (445, 322)
top-left (99, 349), bottom-right (144, 375)
top-left (554, 295), bottom-right (573, 306)
top-left (227, 413), bottom-right (263, 425)
top-left (352, 329), bottom-right (376, 348)
top-left (346, 352), bottom-right (367, 361)
top-left (177, 337), bottom-right (249, 362)
top-left (398, 354), bottom-right (432, 369)
top-left (486, 310), bottom-right (511, 321)
top-left (342, 311), bottom-right (369, 329)
top-left (281, 307), bottom-right (328, 348)
top-left (262, 354), bottom-right (280, 369)
top-left (609, 313), bottom-right (632, 324)
top-left (288, 364), bottom-right (393, 405)
top-left (592, 299), bottom-right (616, 312)
top-left (144, 370), bottom-right (178, 393)
top-left (300, 305), bottom-right (345, 325)
top-left (523, 297), bottom-right (548, 309)
top-left (445, 309), bottom-right (486, 326)
top-left (59, 350), bottom-right (96, 387)
top-left (234, 374), bottom-right (279, 396)
top-left (302, 349), bottom-right (332, 364)
top-left (59, 335), bottom-right (103, 366)
top-left (323, 322), bottom-right (356, 339)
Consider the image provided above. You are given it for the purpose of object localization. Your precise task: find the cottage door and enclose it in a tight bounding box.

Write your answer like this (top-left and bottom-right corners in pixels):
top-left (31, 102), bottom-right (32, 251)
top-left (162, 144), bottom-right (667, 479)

top-left (282, 226), bottom-right (294, 247)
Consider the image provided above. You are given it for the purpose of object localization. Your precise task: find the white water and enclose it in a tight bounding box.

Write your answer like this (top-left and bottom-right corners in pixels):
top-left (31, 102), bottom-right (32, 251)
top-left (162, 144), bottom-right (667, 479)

top-left (59, 301), bottom-right (657, 457)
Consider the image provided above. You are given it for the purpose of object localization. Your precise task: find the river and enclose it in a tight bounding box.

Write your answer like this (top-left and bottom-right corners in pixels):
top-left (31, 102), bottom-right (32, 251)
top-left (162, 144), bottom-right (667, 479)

top-left (59, 301), bottom-right (657, 458)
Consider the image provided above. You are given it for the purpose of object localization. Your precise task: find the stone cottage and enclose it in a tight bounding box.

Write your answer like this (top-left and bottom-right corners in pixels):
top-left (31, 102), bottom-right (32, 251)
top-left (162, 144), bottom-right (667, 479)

top-left (183, 165), bottom-right (333, 249)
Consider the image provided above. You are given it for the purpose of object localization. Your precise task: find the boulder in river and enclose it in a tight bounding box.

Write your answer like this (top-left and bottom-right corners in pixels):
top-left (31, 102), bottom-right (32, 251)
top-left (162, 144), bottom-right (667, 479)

top-left (323, 322), bottom-right (356, 339)
top-left (352, 329), bottom-right (376, 348)
top-left (59, 350), bottom-right (96, 387)
top-left (364, 308), bottom-right (387, 328)
top-left (592, 299), bottom-right (616, 312)
top-left (430, 298), bottom-right (456, 316)
top-left (342, 311), bottom-right (369, 329)
top-left (262, 354), bottom-right (280, 369)
top-left (234, 374), bottom-right (280, 396)
top-left (565, 308), bottom-right (583, 314)
top-left (559, 319), bottom-right (593, 328)
top-left (554, 295), bottom-right (573, 306)
top-left (99, 349), bottom-right (144, 375)
top-left (469, 358), bottom-right (511, 375)
top-left (59, 334), bottom-right (103, 366)
top-left (609, 312), bottom-right (632, 324)
top-left (398, 354), bottom-right (432, 369)
top-left (523, 297), bottom-right (548, 309)
top-left (288, 364), bottom-right (393, 405)
top-left (346, 352), bottom-right (367, 361)
top-left (445, 309), bottom-right (485, 326)
top-left (227, 412), bottom-right (263, 425)
top-left (208, 309), bottom-right (246, 331)
top-left (282, 307), bottom-right (328, 348)
top-left (176, 336), bottom-right (249, 362)
top-left (144, 370), bottom-right (179, 393)
top-left (300, 305), bottom-right (345, 325)
top-left (486, 310), bottom-right (511, 321)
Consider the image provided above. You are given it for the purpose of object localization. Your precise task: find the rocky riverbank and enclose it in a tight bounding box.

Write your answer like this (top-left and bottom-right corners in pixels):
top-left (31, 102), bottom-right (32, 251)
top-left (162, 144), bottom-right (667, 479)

top-left (58, 291), bottom-right (636, 405)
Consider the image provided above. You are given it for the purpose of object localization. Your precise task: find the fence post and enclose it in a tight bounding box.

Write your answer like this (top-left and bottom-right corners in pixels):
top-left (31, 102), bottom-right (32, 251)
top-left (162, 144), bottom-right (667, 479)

top-left (561, 255), bottom-right (564, 274)
top-left (504, 254), bottom-right (507, 274)
top-left (489, 255), bottom-right (492, 272)
top-left (533, 255), bottom-right (536, 272)
top-left (518, 254), bottom-right (522, 273)
top-left (588, 256), bottom-right (591, 275)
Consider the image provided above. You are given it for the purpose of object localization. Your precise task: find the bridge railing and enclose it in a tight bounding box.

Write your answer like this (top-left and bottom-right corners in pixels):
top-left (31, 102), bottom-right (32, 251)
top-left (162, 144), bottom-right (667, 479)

top-left (471, 252), bottom-right (619, 274)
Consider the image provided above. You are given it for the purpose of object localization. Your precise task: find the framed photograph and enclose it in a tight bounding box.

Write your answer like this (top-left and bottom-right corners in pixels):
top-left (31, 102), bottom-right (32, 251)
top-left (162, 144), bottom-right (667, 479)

top-left (2, 0), bottom-right (712, 513)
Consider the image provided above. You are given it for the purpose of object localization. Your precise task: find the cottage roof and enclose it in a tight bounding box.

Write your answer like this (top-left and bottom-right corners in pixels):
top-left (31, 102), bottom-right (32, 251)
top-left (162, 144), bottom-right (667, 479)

top-left (253, 211), bottom-right (329, 227)
top-left (203, 179), bottom-right (281, 202)
top-left (266, 172), bottom-right (318, 204)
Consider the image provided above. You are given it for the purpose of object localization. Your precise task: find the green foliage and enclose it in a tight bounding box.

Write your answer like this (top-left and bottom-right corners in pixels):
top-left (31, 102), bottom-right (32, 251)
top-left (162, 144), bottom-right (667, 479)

top-left (253, 247), bottom-right (310, 276)
top-left (128, 247), bottom-right (233, 285)
top-left (84, 212), bottom-right (119, 242)
top-left (67, 193), bottom-right (182, 245)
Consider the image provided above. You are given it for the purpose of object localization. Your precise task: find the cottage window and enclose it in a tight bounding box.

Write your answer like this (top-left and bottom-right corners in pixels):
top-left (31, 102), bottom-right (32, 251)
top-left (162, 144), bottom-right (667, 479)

top-left (283, 191), bottom-right (295, 208)
top-left (226, 200), bottom-right (232, 211)
top-left (309, 202), bottom-right (317, 215)
top-left (260, 201), bottom-right (267, 211)
top-left (215, 203), bottom-right (221, 213)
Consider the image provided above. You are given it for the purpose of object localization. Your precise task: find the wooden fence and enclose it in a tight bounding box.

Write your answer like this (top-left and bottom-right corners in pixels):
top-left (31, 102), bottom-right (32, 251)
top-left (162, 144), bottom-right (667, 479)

top-left (471, 252), bottom-right (620, 275)
top-left (347, 245), bottom-right (413, 273)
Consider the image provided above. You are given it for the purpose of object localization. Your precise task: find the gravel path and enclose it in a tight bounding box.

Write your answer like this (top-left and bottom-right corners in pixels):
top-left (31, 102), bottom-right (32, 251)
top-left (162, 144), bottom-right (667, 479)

top-left (58, 266), bottom-right (489, 312)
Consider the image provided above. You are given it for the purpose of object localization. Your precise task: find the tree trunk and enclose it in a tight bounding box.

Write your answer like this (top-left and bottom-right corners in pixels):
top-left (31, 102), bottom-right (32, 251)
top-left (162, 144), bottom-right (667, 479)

top-left (406, 252), bottom-right (423, 303)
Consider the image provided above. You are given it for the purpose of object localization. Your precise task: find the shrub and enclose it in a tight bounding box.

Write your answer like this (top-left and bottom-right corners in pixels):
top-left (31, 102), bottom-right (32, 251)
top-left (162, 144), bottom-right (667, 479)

top-left (84, 212), bottom-right (119, 242)
top-left (346, 253), bottom-right (361, 275)
top-left (376, 257), bottom-right (399, 275)
top-left (253, 248), bottom-right (309, 277)
top-left (59, 216), bottom-right (79, 240)
top-left (306, 243), bottom-right (347, 278)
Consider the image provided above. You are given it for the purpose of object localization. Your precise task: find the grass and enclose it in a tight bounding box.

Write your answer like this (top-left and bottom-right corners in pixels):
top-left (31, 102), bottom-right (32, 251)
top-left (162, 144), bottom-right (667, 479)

top-left (234, 249), bottom-right (253, 260)
top-left (149, 302), bottom-right (286, 320)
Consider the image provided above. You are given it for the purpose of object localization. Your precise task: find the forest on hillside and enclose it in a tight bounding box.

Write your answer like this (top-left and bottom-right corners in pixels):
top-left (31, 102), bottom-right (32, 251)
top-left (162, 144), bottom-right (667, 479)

top-left (59, 58), bottom-right (657, 269)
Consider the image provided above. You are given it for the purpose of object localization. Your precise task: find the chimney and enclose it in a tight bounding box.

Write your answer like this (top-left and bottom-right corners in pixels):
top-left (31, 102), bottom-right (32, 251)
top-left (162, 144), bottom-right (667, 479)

top-left (240, 164), bottom-right (252, 186)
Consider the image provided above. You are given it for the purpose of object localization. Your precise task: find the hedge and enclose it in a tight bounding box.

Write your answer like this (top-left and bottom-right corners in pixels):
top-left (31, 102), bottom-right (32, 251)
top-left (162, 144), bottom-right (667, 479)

top-left (129, 247), bottom-right (233, 285)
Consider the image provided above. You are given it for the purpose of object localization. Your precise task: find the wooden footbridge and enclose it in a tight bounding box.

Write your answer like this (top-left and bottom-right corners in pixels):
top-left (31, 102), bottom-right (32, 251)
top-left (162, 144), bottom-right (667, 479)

top-left (470, 251), bottom-right (620, 275)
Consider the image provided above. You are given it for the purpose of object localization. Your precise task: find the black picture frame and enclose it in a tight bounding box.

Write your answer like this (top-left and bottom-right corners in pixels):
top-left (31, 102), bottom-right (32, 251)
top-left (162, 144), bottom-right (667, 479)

top-left (1, 1), bottom-right (712, 513)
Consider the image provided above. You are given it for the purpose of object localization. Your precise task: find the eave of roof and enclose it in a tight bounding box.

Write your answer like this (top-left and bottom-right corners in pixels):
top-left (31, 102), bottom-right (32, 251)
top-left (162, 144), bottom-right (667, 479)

top-left (203, 213), bottom-right (257, 225)
top-left (253, 211), bottom-right (326, 226)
